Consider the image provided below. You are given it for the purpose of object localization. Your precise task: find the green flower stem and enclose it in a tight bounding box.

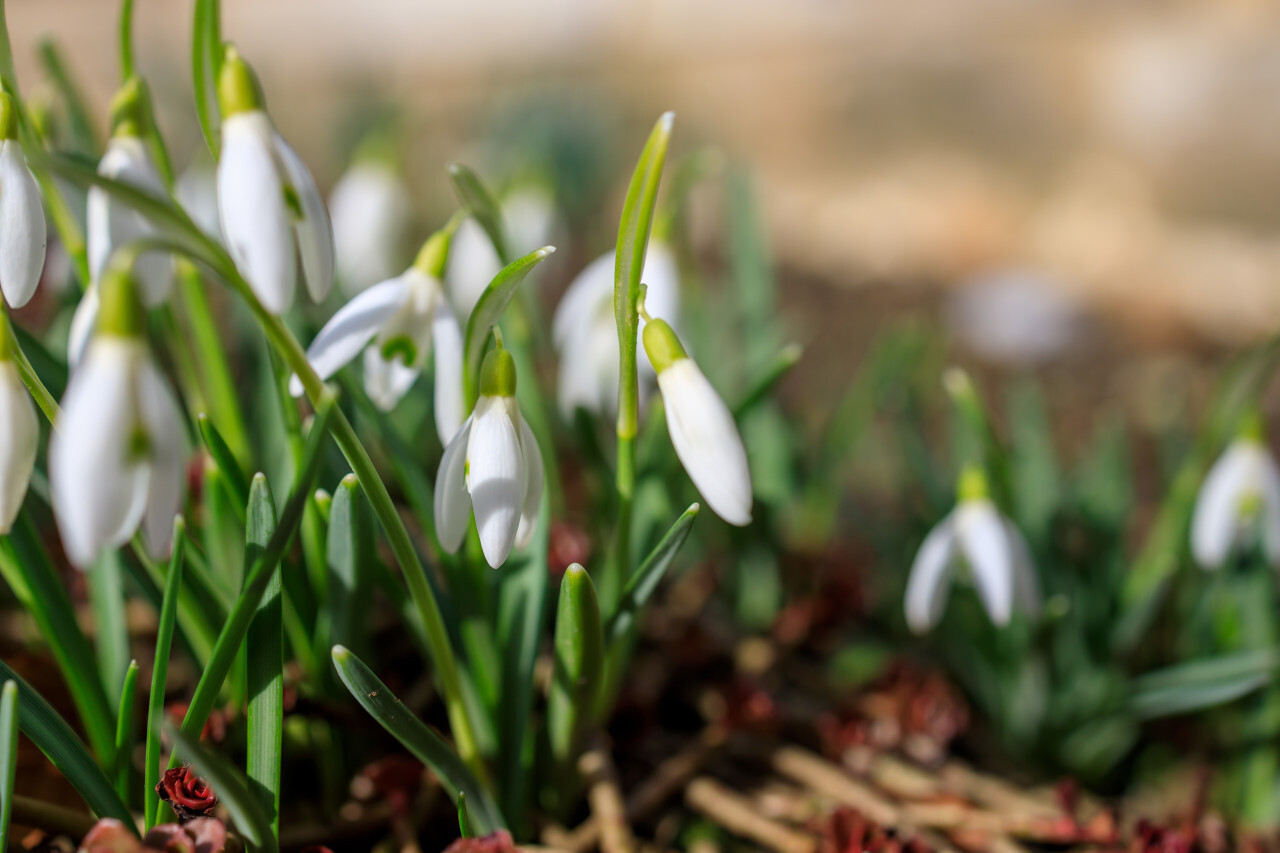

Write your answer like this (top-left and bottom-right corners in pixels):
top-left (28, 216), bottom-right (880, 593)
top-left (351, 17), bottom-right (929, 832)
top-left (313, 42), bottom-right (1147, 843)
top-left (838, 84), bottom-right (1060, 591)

top-left (117, 0), bottom-right (135, 81)
top-left (0, 310), bottom-right (59, 423)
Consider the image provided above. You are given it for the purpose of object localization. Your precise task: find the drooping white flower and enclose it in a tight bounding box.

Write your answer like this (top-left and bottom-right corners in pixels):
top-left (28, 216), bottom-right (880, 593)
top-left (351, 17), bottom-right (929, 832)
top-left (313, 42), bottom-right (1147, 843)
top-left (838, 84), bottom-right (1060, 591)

top-left (330, 160), bottom-right (411, 295)
top-left (216, 50), bottom-right (333, 314)
top-left (904, 468), bottom-right (1041, 634)
top-left (434, 346), bottom-right (543, 568)
top-left (1191, 431), bottom-right (1280, 570)
top-left (553, 241), bottom-right (678, 417)
top-left (444, 188), bottom-right (559, 319)
top-left (50, 268), bottom-right (187, 567)
top-left (642, 316), bottom-right (751, 526)
top-left (290, 235), bottom-right (464, 443)
top-left (0, 334), bottom-right (38, 533)
top-left (0, 92), bottom-right (46, 309)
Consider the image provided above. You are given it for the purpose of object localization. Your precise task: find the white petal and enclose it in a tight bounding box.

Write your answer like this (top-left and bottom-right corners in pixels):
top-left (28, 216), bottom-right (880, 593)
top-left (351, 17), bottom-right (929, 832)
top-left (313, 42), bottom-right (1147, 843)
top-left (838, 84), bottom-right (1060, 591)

top-left (67, 284), bottom-right (99, 367)
top-left (557, 296), bottom-right (618, 418)
top-left (0, 362), bottom-right (37, 532)
top-left (503, 188), bottom-right (557, 256)
top-left (466, 397), bottom-right (526, 568)
top-left (1191, 441), bottom-right (1257, 569)
top-left (431, 303), bottom-right (465, 446)
top-left (1004, 519), bottom-right (1042, 619)
top-left (289, 274), bottom-right (409, 396)
top-left (657, 359), bottom-right (753, 526)
top-left (1255, 449), bottom-right (1280, 567)
top-left (955, 500), bottom-right (1014, 626)
top-left (434, 416), bottom-right (473, 554)
top-left (904, 514), bottom-right (956, 634)
top-left (0, 141), bottom-right (46, 308)
top-left (175, 162), bottom-right (222, 242)
top-left (274, 133), bottom-right (334, 302)
top-left (514, 415), bottom-right (544, 549)
top-left (330, 164), bottom-right (411, 294)
top-left (362, 345), bottom-right (420, 411)
top-left (446, 217), bottom-right (501, 319)
top-left (552, 250), bottom-right (613, 347)
top-left (218, 113), bottom-right (296, 314)
top-left (50, 339), bottom-right (150, 567)
top-left (89, 137), bottom-right (171, 306)
top-left (136, 356), bottom-right (187, 559)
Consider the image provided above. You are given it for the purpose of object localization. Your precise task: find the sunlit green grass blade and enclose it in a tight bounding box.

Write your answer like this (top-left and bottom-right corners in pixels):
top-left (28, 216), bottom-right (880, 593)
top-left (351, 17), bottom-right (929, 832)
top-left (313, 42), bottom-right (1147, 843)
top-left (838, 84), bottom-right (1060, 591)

top-left (12, 324), bottom-right (67, 398)
top-left (0, 681), bottom-right (18, 850)
top-left (331, 645), bottom-right (506, 834)
top-left (457, 791), bottom-right (473, 837)
top-left (89, 550), bottom-right (131, 709)
top-left (548, 564), bottom-right (603, 767)
top-left (0, 660), bottom-right (134, 828)
top-left (496, 505), bottom-right (550, 827)
top-left (448, 163), bottom-right (509, 263)
top-left (145, 518), bottom-right (185, 830)
top-left (180, 264), bottom-right (250, 467)
top-left (1130, 647), bottom-right (1280, 719)
top-left (604, 503), bottom-right (699, 651)
top-left (132, 538), bottom-right (217, 669)
top-left (113, 660), bottom-right (138, 805)
top-left (462, 247), bottom-right (556, 406)
top-left (327, 474), bottom-right (371, 658)
top-left (0, 517), bottom-right (116, 764)
top-left (165, 721), bottom-right (278, 853)
top-left (1118, 335), bottom-right (1280, 651)
top-left (246, 474), bottom-right (283, 837)
top-left (191, 0), bottom-right (221, 158)
top-left (200, 413), bottom-right (250, 522)
top-left (169, 399), bottom-right (334, 770)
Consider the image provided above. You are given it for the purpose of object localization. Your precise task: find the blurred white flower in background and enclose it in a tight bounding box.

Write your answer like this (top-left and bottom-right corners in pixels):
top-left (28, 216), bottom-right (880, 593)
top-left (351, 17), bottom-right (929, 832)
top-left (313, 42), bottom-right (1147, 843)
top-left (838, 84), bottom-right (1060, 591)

top-left (445, 187), bottom-right (559, 318)
top-left (1191, 424), bottom-right (1280, 570)
top-left (330, 159), bottom-right (412, 295)
top-left (945, 268), bottom-right (1088, 367)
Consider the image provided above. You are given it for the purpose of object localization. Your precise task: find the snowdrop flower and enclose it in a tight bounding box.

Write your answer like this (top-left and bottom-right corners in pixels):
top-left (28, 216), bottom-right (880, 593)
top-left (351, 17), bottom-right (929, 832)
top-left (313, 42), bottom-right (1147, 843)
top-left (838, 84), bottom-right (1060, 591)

top-left (216, 48), bottom-right (333, 314)
top-left (904, 467), bottom-right (1041, 634)
top-left (1191, 420), bottom-right (1280, 569)
top-left (642, 314), bottom-right (751, 526)
top-left (330, 154), bottom-right (411, 295)
top-left (553, 242), bottom-right (678, 417)
top-left (74, 80), bottom-right (172, 365)
top-left (290, 233), bottom-right (464, 442)
top-left (444, 188), bottom-right (559, 318)
top-left (0, 317), bottom-right (38, 533)
top-left (0, 92), bottom-right (46, 309)
top-left (435, 344), bottom-right (543, 568)
top-left (51, 267), bottom-right (187, 567)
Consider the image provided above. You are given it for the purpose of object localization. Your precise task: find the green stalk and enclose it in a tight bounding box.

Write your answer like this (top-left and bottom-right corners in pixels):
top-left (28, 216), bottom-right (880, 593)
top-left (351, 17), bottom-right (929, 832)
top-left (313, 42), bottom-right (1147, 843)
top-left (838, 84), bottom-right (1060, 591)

top-left (113, 660), bottom-right (138, 804)
top-left (118, 0), bottom-right (135, 80)
top-left (145, 518), bottom-right (185, 830)
top-left (0, 681), bottom-right (18, 850)
top-left (89, 551), bottom-right (131, 707)
top-left (2, 310), bottom-right (59, 422)
top-left (182, 265), bottom-right (251, 466)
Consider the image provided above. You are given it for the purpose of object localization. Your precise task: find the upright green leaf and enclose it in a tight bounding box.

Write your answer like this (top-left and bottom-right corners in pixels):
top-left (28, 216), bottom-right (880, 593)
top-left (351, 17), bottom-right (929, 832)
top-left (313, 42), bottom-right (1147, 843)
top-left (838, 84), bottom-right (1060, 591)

top-left (457, 791), bottom-right (473, 838)
top-left (165, 722), bottom-right (277, 853)
top-left (199, 413), bottom-right (250, 521)
top-left (547, 564), bottom-right (603, 766)
top-left (0, 681), bottom-right (18, 850)
top-left (89, 550), bottom-right (132, 707)
top-left (145, 518), bottom-right (186, 830)
top-left (246, 474), bottom-right (283, 836)
top-left (462, 247), bottom-right (556, 406)
top-left (605, 504), bottom-right (699, 650)
top-left (448, 163), bottom-right (509, 263)
top-left (326, 474), bottom-right (372, 659)
top-left (331, 646), bottom-right (506, 835)
top-left (191, 0), bottom-right (221, 158)
top-left (0, 661), bottom-right (134, 828)
top-left (113, 660), bottom-right (138, 804)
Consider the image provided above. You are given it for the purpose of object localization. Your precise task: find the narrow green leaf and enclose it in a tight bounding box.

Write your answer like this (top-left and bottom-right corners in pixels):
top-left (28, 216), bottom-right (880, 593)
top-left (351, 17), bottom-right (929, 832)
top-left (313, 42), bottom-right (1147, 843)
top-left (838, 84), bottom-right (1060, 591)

top-left (36, 39), bottom-right (100, 157)
top-left (548, 564), bottom-right (603, 766)
top-left (164, 721), bottom-right (277, 853)
top-left (1130, 647), bottom-right (1280, 719)
top-left (199, 413), bottom-right (250, 522)
top-left (448, 163), bottom-right (509, 263)
top-left (495, 504), bottom-right (550, 826)
top-left (457, 791), bottom-right (473, 838)
top-left (118, 0), bottom-right (135, 80)
top-left (0, 517), bottom-right (117, 764)
top-left (462, 246), bottom-right (556, 405)
top-left (331, 645), bottom-right (506, 834)
top-left (0, 660), bottom-right (134, 828)
top-left (145, 518), bottom-right (185, 830)
top-left (604, 504), bottom-right (699, 650)
top-left (113, 660), bottom-right (138, 805)
top-left (89, 550), bottom-right (132, 708)
top-left (327, 474), bottom-right (371, 659)
top-left (246, 474), bottom-right (283, 836)
top-left (0, 681), bottom-right (18, 850)
top-left (170, 399), bottom-right (334, 770)
top-left (191, 0), bottom-right (221, 158)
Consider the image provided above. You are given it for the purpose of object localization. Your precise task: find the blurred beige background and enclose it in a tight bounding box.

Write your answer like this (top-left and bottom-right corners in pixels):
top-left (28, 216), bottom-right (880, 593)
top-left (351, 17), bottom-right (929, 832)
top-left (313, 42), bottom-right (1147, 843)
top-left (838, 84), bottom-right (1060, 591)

top-left (10, 0), bottom-right (1280, 348)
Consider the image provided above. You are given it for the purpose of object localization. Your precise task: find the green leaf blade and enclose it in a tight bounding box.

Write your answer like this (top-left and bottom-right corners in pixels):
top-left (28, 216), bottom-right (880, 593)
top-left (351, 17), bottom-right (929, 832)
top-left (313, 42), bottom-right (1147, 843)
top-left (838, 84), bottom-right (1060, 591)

top-left (145, 518), bottom-right (186, 830)
top-left (462, 246), bottom-right (556, 405)
top-left (246, 474), bottom-right (283, 837)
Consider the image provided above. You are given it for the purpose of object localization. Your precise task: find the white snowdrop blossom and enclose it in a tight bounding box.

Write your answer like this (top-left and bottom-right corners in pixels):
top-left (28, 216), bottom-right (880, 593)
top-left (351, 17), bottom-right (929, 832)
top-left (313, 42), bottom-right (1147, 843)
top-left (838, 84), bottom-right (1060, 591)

top-left (435, 347), bottom-right (543, 568)
top-left (1191, 433), bottom-right (1280, 570)
top-left (0, 92), bottom-right (46, 309)
top-left (290, 236), bottom-right (464, 442)
top-left (51, 269), bottom-right (187, 567)
top-left (904, 469), bottom-right (1041, 634)
top-left (553, 241), bottom-right (678, 417)
top-left (330, 160), bottom-right (411, 295)
top-left (216, 50), bottom-right (333, 314)
top-left (643, 317), bottom-right (752, 526)
top-left (445, 188), bottom-right (559, 318)
top-left (0, 328), bottom-right (37, 533)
